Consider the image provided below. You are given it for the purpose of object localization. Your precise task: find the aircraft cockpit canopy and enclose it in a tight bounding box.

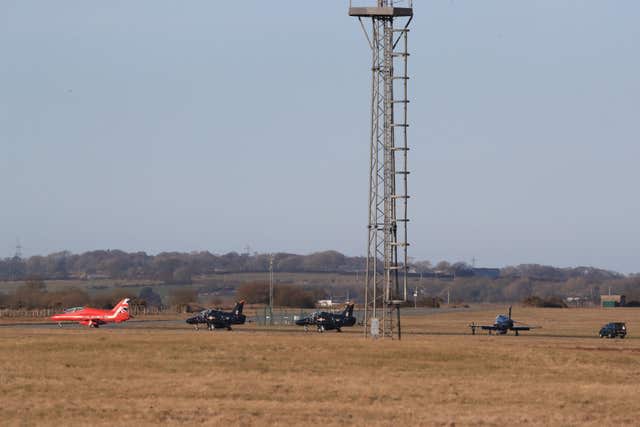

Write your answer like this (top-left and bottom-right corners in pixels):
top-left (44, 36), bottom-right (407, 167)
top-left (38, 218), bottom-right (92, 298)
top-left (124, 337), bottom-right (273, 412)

top-left (64, 306), bottom-right (84, 313)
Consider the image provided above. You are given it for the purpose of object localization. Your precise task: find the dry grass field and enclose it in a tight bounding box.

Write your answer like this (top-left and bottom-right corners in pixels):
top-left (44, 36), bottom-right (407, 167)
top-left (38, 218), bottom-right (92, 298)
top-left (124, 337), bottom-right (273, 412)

top-left (1, 307), bottom-right (639, 426)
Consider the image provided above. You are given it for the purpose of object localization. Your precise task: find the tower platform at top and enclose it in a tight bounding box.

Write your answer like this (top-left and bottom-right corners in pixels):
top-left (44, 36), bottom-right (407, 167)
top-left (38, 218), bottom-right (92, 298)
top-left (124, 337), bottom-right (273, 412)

top-left (348, 7), bottom-right (413, 17)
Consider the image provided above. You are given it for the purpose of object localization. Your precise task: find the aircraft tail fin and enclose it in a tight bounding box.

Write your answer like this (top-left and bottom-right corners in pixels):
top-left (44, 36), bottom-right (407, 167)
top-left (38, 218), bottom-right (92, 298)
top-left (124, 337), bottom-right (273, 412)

top-left (233, 300), bottom-right (245, 316)
top-left (343, 303), bottom-right (355, 317)
top-left (111, 298), bottom-right (130, 318)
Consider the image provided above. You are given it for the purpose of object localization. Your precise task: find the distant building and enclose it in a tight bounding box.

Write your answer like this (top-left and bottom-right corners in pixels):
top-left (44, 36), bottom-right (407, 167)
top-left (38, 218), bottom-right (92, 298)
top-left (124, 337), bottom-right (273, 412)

top-left (601, 294), bottom-right (626, 308)
top-left (472, 268), bottom-right (501, 279)
top-left (81, 273), bottom-right (110, 280)
top-left (565, 296), bottom-right (590, 307)
top-left (434, 271), bottom-right (454, 280)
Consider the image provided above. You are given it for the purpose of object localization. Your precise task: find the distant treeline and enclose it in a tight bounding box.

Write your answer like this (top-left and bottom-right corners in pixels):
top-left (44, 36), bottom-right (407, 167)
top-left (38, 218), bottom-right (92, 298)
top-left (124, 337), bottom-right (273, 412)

top-left (0, 277), bottom-right (207, 311)
top-left (416, 276), bottom-right (640, 307)
top-left (0, 249), bottom-right (631, 283)
top-left (0, 277), bottom-right (324, 311)
top-left (1, 249), bottom-right (640, 306)
top-left (0, 250), bottom-right (365, 283)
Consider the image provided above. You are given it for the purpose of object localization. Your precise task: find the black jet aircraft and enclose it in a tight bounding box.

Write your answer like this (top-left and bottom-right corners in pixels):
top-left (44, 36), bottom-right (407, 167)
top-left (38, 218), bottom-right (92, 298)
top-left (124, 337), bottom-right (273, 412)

top-left (469, 306), bottom-right (537, 336)
top-left (186, 300), bottom-right (246, 331)
top-left (295, 303), bottom-right (356, 332)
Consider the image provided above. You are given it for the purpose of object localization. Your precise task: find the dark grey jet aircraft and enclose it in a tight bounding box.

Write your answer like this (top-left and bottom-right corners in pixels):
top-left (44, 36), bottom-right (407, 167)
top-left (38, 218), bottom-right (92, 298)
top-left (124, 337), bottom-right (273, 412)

top-left (186, 300), bottom-right (246, 331)
top-left (469, 306), bottom-right (537, 336)
top-left (295, 303), bottom-right (356, 332)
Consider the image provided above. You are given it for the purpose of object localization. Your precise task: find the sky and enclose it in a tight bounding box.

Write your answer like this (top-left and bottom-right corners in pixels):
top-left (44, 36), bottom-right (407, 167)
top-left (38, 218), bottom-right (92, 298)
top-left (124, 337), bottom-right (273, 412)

top-left (1, 1), bottom-right (639, 273)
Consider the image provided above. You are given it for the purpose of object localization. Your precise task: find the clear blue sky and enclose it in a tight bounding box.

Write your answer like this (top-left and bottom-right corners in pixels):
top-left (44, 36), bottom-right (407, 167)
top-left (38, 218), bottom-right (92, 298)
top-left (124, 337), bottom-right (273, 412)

top-left (1, 1), bottom-right (639, 273)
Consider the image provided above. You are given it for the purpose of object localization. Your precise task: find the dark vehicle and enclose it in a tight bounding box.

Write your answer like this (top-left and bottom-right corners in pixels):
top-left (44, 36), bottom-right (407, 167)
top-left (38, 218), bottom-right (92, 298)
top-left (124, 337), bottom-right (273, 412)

top-left (295, 303), bottom-right (356, 333)
top-left (599, 322), bottom-right (626, 339)
top-left (186, 300), bottom-right (246, 331)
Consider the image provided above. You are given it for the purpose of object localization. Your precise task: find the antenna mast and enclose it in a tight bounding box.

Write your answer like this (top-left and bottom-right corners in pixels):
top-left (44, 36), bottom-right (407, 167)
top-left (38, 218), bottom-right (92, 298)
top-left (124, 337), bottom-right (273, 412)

top-left (349, 1), bottom-right (413, 339)
top-left (14, 238), bottom-right (22, 259)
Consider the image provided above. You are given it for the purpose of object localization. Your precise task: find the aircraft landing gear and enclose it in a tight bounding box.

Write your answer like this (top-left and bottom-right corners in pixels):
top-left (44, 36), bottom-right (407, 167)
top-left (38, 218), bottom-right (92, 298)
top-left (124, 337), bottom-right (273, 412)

top-left (57, 323), bottom-right (63, 328)
top-left (317, 325), bottom-right (325, 333)
top-left (208, 324), bottom-right (214, 331)
top-left (303, 325), bottom-right (309, 332)
top-left (336, 328), bottom-right (342, 333)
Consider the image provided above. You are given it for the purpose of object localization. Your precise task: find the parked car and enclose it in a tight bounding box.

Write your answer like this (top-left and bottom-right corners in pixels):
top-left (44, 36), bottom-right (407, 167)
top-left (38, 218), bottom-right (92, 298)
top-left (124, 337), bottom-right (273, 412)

top-left (599, 322), bottom-right (627, 338)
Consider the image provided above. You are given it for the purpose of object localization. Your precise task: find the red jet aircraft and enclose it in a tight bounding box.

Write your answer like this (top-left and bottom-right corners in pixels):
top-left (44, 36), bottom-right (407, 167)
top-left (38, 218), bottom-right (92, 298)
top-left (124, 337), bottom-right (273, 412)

top-left (51, 298), bottom-right (131, 328)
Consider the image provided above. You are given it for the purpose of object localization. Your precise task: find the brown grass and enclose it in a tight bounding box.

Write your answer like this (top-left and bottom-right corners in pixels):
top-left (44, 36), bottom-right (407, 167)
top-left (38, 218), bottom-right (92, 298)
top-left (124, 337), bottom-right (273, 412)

top-left (1, 307), bottom-right (639, 426)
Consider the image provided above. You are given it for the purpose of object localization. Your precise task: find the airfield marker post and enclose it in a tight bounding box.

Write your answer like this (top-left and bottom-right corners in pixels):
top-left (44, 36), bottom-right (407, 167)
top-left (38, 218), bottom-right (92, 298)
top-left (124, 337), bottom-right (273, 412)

top-left (268, 254), bottom-right (274, 326)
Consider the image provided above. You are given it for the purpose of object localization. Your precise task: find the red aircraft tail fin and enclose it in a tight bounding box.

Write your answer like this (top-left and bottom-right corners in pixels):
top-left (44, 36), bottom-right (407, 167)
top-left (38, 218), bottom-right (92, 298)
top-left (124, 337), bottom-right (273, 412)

top-left (111, 298), bottom-right (130, 320)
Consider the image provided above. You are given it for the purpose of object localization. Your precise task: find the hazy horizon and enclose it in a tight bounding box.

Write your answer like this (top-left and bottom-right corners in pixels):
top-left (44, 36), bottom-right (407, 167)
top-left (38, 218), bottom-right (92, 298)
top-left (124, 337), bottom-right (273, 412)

top-left (2, 2), bottom-right (639, 273)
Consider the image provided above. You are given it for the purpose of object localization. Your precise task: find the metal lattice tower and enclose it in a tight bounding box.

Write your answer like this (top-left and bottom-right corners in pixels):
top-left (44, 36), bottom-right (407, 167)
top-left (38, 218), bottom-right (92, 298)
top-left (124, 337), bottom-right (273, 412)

top-left (350, 1), bottom-right (413, 339)
top-left (14, 238), bottom-right (22, 259)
